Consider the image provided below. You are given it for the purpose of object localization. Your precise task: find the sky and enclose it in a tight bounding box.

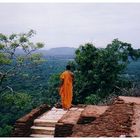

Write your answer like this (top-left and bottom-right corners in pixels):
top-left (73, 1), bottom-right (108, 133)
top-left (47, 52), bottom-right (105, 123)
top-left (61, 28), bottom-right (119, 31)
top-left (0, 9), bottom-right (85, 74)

top-left (0, 3), bottom-right (140, 49)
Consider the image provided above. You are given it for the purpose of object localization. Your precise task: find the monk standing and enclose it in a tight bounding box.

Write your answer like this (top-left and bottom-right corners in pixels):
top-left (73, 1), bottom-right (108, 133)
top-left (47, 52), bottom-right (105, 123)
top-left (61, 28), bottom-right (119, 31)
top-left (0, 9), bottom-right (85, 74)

top-left (59, 65), bottom-right (74, 110)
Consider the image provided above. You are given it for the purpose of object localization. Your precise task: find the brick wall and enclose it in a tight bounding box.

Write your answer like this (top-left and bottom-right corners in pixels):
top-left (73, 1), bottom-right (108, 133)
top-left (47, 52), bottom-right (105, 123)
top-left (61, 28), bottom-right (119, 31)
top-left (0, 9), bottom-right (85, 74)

top-left (11, 104), bottom-right (51, 137)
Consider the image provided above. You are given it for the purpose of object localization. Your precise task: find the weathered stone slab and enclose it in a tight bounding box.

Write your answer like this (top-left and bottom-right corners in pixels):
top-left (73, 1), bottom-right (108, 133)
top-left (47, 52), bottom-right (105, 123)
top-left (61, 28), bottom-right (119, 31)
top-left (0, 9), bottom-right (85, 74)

top-left (31, 107), bottom-right (69, 137)
top-left (77, 105), bottom-right (108, 124)
top-left (16, 104), bottom-right (51, 123)
top-left (31, 126), bottom-right (55, 135)
top-left (82, 105), bottom-right (108, 117)
top-left (55, 123), bottom-right (74, 137)
top-left (11, 104), bottom-right (51, 137)
top-left (58, 108), bottom-right (83, 124)
top-left (30, 134), bottom-right (54, 137)
top-left (69, 108), bottom-right (78, 111)
top-left (55, 108), bottom-right (84, 137)
top-left (118, 96), bottom-right (140, 104)
top-left (38, 109), bottom-right (67, 121)
top-left (34, 119), bottom-right (57, 127)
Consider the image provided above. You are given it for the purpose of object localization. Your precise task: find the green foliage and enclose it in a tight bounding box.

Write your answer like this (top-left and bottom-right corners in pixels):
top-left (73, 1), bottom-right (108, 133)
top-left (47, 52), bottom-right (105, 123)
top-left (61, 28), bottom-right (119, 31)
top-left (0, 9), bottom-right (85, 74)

top-left (0, 92), bottom-right (33, 136)
top-left (0, 34), bottom-right (7, 41)
top-left (36, 42), bottom-right (44, 49)
top-left (73, 39), bottom-right (140, 104)
top-left (44, 73), bottom-right (61, 106)
top-left (0, 125), bottom-right (13, 137)
top-left (85, 94), bottom-right (101, 105)
top-left (2, 92), bottom-right (32, 110)
top-left (0, 52), bottom-right (12, 64)
top-left (29, 53), bottom-right (46, 64)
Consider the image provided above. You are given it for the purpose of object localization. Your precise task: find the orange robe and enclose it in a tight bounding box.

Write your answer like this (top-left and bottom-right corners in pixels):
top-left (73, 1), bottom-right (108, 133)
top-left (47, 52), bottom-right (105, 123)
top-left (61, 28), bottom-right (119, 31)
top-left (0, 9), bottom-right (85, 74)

top-left (59, 70), bottom-right (74, 109)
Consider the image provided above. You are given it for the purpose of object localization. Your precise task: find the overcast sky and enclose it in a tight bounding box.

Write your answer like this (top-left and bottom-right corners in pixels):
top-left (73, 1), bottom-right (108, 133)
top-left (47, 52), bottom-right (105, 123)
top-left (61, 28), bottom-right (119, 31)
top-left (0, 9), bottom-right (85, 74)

top-left (0, 3), bottom-right (140, 49)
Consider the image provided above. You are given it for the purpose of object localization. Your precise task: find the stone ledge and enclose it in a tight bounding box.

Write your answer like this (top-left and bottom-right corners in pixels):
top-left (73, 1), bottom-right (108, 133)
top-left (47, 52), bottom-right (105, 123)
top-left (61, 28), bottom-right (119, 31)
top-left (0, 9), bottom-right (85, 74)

top-left (77, 105), bottom-right (109, 124)
top-left (11, 104), bottom-right (51, 137)
top-left (118, 96), bottom-right (140, 104)
top-left (54, 108), bottom-right (84, 137)
top-left (55, 123), bottom-right (74, 137)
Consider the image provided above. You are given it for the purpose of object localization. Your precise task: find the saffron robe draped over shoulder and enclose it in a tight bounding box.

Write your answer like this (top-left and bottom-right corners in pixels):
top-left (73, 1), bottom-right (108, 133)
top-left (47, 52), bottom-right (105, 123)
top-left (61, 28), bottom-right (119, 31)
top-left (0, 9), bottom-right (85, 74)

top-left (59, 70), bottom-right (74, 109)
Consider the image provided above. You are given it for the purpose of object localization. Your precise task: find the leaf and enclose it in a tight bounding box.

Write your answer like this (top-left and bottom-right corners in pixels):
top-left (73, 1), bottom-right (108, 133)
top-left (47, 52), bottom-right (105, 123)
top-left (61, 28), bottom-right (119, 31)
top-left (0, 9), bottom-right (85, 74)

top-left (19, 36), bottom-right (28, 43)
top-left (36, 42), bottom-right (44, 49)
top-left (0, 34), bottom-right (7, 41)
top-left (9, 34), bottom-right (17, 40)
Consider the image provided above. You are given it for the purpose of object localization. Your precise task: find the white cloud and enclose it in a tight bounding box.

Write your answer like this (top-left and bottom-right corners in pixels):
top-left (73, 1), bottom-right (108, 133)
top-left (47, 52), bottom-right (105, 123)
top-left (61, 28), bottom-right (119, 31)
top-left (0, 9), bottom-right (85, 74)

top-left (0, 3), bottom-right (140, 49)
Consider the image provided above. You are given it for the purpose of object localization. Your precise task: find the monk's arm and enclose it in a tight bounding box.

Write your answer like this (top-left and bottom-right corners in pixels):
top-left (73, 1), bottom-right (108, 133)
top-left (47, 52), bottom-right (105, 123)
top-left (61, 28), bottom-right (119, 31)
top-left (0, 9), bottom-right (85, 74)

top-left (58, 78), bottom-right (64, 94)
top-left (71, 72), bottom-right (74, 81)
top-left (59, 79), bottom-right (64, 87)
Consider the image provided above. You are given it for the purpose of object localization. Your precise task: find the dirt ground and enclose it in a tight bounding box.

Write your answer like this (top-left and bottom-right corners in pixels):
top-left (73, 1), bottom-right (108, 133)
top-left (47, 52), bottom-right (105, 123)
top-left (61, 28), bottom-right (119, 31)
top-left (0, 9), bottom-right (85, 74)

top-left (71, 96), bottom-right (140, 137)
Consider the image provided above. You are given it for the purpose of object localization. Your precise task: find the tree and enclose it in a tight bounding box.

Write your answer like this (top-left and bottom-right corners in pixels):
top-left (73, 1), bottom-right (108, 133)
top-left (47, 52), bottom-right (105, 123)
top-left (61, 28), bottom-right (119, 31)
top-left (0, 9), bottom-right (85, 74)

top-left (73, 39), bottom-right (140, 104)
top-left (0, 30), bottom-right (44, 94)
top-left (0, 30), bottom-right (45, 136)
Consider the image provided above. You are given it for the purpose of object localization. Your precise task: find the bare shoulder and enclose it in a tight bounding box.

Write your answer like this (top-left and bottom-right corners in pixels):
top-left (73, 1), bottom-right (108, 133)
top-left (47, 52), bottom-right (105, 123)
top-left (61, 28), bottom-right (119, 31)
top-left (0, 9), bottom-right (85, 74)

top-left (69, 71), bottom-right (74, 78)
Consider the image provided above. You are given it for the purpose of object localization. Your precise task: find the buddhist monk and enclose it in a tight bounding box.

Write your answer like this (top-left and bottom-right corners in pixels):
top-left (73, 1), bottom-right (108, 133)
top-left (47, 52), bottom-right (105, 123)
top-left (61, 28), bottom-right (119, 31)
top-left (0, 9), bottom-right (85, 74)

top-left (59, 65), bottom-right (74, 110)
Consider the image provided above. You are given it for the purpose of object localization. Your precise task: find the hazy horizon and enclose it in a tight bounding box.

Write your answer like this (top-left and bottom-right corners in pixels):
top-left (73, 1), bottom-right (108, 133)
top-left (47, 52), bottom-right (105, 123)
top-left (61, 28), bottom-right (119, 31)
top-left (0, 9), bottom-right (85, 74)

top-left (0, 3), bottom-right (140, 49)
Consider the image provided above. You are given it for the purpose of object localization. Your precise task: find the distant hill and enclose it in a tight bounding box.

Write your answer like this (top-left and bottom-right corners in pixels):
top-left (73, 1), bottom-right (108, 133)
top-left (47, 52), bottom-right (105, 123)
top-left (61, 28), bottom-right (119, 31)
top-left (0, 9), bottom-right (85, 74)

top-left (39, 47), bottom-right (76, 56)
top-left (16, 47), bottom-right (76, 59)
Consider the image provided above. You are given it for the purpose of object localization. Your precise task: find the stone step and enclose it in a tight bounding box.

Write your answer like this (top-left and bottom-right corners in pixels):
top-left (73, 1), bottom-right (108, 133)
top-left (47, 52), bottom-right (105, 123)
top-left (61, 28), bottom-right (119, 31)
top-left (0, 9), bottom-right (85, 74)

top-left (31, 126), bottom-right (55, 135)
top-left (34, 119), bottom-right (57, 127)
top-left (30, 134), bottom-right (54, 137)
top-left (58, 108), bottom-right (84, 124)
